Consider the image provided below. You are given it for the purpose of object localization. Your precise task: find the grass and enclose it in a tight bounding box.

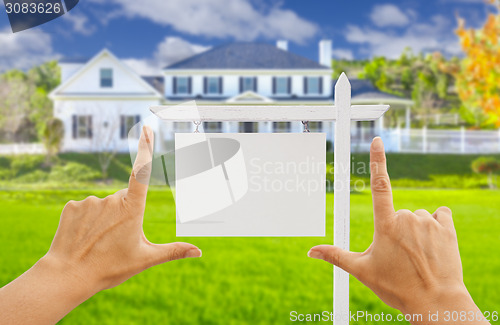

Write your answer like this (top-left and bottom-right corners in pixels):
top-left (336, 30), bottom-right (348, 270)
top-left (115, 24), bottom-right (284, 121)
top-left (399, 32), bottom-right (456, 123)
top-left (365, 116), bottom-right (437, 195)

top-left (0, 188), bottom-right (499, 324)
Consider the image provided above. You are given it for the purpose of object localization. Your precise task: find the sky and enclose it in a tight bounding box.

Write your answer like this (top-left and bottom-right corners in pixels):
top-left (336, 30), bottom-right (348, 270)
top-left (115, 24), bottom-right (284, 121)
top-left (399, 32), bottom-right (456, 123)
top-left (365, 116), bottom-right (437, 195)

top-left (0, 0), bottom-right (496, 75)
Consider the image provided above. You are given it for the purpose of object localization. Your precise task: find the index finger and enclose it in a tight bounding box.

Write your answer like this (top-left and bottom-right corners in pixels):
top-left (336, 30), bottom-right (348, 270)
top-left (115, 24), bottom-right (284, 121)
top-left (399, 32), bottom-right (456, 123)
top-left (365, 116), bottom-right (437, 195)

top-left (126, 125), bottom-right (154, 203)
top-left (370, 137), bottom-right (395, 224)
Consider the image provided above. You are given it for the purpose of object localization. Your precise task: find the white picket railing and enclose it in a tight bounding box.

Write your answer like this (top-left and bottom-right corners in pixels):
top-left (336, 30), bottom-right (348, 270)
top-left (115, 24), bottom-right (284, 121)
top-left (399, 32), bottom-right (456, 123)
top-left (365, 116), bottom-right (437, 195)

top-left (0, 128), bottom-right (499, 155)
top-left (351, 127), bottom-right (500, 154)
top-left (0, 143), bottom-right (46, 155)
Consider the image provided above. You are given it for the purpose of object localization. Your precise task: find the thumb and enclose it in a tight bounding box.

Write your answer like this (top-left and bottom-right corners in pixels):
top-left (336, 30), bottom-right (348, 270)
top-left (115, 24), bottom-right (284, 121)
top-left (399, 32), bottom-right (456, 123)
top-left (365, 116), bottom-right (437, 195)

top-left (308, 245), bottom-right (361, 276)
top-left (145, 242), bottom-right (202, 267)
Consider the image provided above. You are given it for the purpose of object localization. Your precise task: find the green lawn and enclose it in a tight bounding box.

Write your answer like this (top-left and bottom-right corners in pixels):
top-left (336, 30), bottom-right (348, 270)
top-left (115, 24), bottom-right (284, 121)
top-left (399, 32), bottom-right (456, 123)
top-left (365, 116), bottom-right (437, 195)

top-left (0, 189), bottom-right (499, 324)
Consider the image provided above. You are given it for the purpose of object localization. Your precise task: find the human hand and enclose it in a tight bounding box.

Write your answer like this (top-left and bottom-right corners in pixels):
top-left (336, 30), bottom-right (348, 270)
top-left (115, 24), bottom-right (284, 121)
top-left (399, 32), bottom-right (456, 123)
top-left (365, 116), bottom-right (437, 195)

top-left (308, 137), bottom-right (486, 324)
top-left (43, 126), bottom-right (201, 295)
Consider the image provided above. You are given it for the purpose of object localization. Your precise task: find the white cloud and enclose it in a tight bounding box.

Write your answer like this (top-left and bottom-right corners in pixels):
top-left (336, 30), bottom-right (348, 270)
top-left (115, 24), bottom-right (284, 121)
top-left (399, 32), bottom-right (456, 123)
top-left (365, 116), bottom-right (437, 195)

top-left (63, 12), bottom-right (96, 36)
top-left (90, 0), bottom-right (318, 44)
top-left (0, 28), bottom-right (58, 72)
top-left (123, 36), bottom-right (210, 75)
top-left (370, 4), bottom-right (410, 27)
top-left (331, 49), bottom-right (354, 60)
top-left (345, 14), bottom-right (462, 59)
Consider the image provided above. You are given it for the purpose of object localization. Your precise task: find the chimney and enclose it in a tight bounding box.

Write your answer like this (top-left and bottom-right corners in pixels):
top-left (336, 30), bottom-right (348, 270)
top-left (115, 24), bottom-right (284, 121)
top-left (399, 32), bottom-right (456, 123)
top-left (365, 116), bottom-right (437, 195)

top-left (276, 40), bottom-right (288, 51)
top-left (319, 40), bottom-right (332, 68)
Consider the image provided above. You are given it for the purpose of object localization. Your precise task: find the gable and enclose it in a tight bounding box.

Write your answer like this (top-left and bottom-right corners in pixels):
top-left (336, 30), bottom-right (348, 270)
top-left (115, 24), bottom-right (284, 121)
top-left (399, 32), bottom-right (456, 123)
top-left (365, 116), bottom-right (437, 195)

top-left (226, 91), bottom-right (274, 103)
top-left (50, 50), bottom-right (162, 99)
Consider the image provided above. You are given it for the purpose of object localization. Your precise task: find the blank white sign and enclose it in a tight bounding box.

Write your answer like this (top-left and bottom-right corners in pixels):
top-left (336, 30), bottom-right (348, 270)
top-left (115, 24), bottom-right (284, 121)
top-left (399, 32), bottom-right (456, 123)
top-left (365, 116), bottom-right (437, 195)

top-left (175, 133), bottom-right (326, 237)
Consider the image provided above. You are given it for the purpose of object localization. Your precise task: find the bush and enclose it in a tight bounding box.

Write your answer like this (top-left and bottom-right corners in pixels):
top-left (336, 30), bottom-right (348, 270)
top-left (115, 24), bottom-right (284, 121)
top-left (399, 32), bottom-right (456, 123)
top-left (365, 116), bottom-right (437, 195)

top-left (49, 162), bottom-right (100, 182)
top-left (471, 156), bottom-right (500, 189)
top-left (10, 155), bottom-right (45, 177)
top-left (0, 169), bottom-right (12, 180)
top-left (15, 170), bottom-right (49, 183)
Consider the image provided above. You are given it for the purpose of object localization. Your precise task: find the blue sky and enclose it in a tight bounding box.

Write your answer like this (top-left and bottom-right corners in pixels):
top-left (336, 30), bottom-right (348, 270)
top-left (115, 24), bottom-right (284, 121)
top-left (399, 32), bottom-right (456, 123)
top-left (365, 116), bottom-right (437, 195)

top-left (0, 0), bottom-right (496, 74)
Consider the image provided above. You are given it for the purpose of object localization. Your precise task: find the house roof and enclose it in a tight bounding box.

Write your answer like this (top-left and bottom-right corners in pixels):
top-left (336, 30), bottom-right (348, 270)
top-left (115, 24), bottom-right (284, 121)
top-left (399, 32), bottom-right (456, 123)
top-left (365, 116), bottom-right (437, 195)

top-left (50, 49), bottom-right (163, 99)
top-left (165, 43), bottom-right (331, 70)
top-left (59, 57), bottom-right (90, 64)
top-left (141, 76), bottom-right (164, 94)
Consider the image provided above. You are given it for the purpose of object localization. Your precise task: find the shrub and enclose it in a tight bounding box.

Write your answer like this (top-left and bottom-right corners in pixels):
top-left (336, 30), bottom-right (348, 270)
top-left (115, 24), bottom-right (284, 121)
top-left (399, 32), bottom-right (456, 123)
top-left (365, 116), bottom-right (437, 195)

top-left (10, 155), bottom-right (45, 177)
top-left (16, 170), bottom-right (49, 183)
top-left (49, 162), bottom-right (100, 182)
top-left (471, 156), bottom-right (500, 189)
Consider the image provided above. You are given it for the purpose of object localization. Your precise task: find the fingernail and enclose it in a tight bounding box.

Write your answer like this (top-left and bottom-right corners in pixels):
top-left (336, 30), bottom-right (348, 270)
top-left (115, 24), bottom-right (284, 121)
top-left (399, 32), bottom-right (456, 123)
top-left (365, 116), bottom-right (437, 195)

top-left (307, 249), bottom-right (324, 260)
top-left (372, 137), bottom-right (383, 151)
top-left (185, 248), bottom-right (202, 258)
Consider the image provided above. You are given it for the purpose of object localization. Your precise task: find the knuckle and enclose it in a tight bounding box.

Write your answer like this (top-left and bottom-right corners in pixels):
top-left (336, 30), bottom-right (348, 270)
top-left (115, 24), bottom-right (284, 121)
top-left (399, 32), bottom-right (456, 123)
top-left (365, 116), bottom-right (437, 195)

top-left (63, 200), bottom-right (78, 213)
top-left (371, 176), bottom-right (391, 192)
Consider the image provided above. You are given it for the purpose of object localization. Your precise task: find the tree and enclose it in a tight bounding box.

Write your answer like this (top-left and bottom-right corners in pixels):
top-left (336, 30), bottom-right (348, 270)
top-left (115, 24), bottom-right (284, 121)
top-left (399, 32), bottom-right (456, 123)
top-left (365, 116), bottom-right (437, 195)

top-left (0, 61), bottom-right (60, 143)
top-left (471, 156), bottom-right (500, 189)
top-left (360, 49), bottom-right (459, 127)
top-left (0, 71), bottom-right (34, 142)
top-left (42, 117), bottom-right (64, 165)
top-left (90, 107), bottom-right (123, 182)
top-left (455, 0), bottom-right (500, 127)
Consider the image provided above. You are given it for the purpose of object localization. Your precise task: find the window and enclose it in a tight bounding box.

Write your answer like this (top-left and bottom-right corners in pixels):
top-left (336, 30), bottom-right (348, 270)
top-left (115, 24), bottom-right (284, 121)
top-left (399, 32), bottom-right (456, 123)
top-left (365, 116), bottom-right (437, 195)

top-left (72, 115), bottom-right (92, 139)
top-left (241, 77), bottom-right (256, 92)
top-left (308, 121), bottom-right (323, 132)
top-left (305, 77), bottom-right (322, 95)
top-left (100, 68), bottom-right (113, 88)
top-left (203, 122), bottom-right (222, 133)
top-left (174, 77), bottom-right (190, 94)
top-left (174, 122), bottom-right (192, 132)
top-left (120, 115), bottom-right (141, 139)
top-left (239, 122), bottom-right (258, 133)
top-left (273, 122), bottom-right (291, 133)
top-left (274, 77), bottom-right (290, 95)
top-left (205, 77), bottom-right (221, 94)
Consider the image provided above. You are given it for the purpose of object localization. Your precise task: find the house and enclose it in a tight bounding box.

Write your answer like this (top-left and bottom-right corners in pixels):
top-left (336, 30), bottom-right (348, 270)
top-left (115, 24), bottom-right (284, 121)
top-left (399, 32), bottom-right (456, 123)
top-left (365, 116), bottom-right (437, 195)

top-left (49, 41), bottom-right (334, 152)
top-left (50, 40), bottom-right (414, 153)
top-left (49, 49), bottom-right (163, 152)
top-left (162, 40), bottom-right (333, 137)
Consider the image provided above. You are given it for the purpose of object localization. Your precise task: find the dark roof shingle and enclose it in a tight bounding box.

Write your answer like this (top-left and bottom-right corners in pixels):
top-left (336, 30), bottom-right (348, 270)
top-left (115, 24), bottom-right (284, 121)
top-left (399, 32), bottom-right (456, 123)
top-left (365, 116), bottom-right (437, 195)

top-left (165, 43), bottom-right (330, 70)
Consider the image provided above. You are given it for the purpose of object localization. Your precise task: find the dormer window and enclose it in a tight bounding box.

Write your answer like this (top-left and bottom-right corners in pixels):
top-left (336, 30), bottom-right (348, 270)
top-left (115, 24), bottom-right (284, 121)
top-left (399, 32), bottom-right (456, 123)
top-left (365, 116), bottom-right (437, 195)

top-left (100, 68), bottom-right (113, 88)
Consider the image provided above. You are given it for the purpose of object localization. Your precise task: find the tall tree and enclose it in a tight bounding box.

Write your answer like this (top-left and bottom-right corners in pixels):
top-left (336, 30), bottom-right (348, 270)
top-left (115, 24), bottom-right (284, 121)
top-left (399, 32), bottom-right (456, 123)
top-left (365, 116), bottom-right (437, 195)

top-left (455, 0), bottom-right (500, 127)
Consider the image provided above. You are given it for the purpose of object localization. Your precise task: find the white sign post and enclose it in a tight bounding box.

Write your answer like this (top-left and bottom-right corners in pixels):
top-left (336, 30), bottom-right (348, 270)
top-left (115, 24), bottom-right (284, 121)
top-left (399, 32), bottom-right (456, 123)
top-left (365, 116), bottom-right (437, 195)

top-left (150, 72), bottom-right (389, 325)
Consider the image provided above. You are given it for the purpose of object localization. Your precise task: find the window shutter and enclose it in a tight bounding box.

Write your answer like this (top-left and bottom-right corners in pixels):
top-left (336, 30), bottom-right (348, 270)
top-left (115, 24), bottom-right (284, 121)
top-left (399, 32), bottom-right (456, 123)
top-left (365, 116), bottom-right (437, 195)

top-left (188, 77), bottom-right (192, 94)
top-left (303, 77), bottom-right (308, 95)
top-left (88, 116), bottom-right (93, 139)
top-left (203, 77), bottom-right (207, 94)
top-left (120, 115), bottom-right (125, 139)
top-left (219, 77), bottom-right (223, 94)
top-left (287, 77), bottom-right (291, 94)
top-left (173, 77), bottom-right (177, 95)
top-left (239, 77), bottom-right (243, 93)
top-left (319, 77), bottom-right (323, 95)
top-left (254, 77), bottom-right (258, 92)
top-left (272, 77), bottom-right (276, 94)
top-left (72, 115), bottom-right (77, 139)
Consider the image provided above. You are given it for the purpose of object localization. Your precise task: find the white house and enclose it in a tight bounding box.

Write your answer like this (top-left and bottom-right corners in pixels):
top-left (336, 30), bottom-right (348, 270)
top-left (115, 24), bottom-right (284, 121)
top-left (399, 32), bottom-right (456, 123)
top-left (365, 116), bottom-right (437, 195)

top-left (162, 40), bottom-right (333, 137)
top-left (49, 41), bottom-right (334, 152)
top-left (49, 49), bottom-right (163, 152)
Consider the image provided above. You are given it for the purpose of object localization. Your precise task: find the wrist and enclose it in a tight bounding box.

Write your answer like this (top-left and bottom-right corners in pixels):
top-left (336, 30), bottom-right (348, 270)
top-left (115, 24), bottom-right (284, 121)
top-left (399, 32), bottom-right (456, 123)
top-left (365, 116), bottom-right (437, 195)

top-left (401, 284), bottom-right (476, 317)
top-left (36, 254), bottom-right (98, 303)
